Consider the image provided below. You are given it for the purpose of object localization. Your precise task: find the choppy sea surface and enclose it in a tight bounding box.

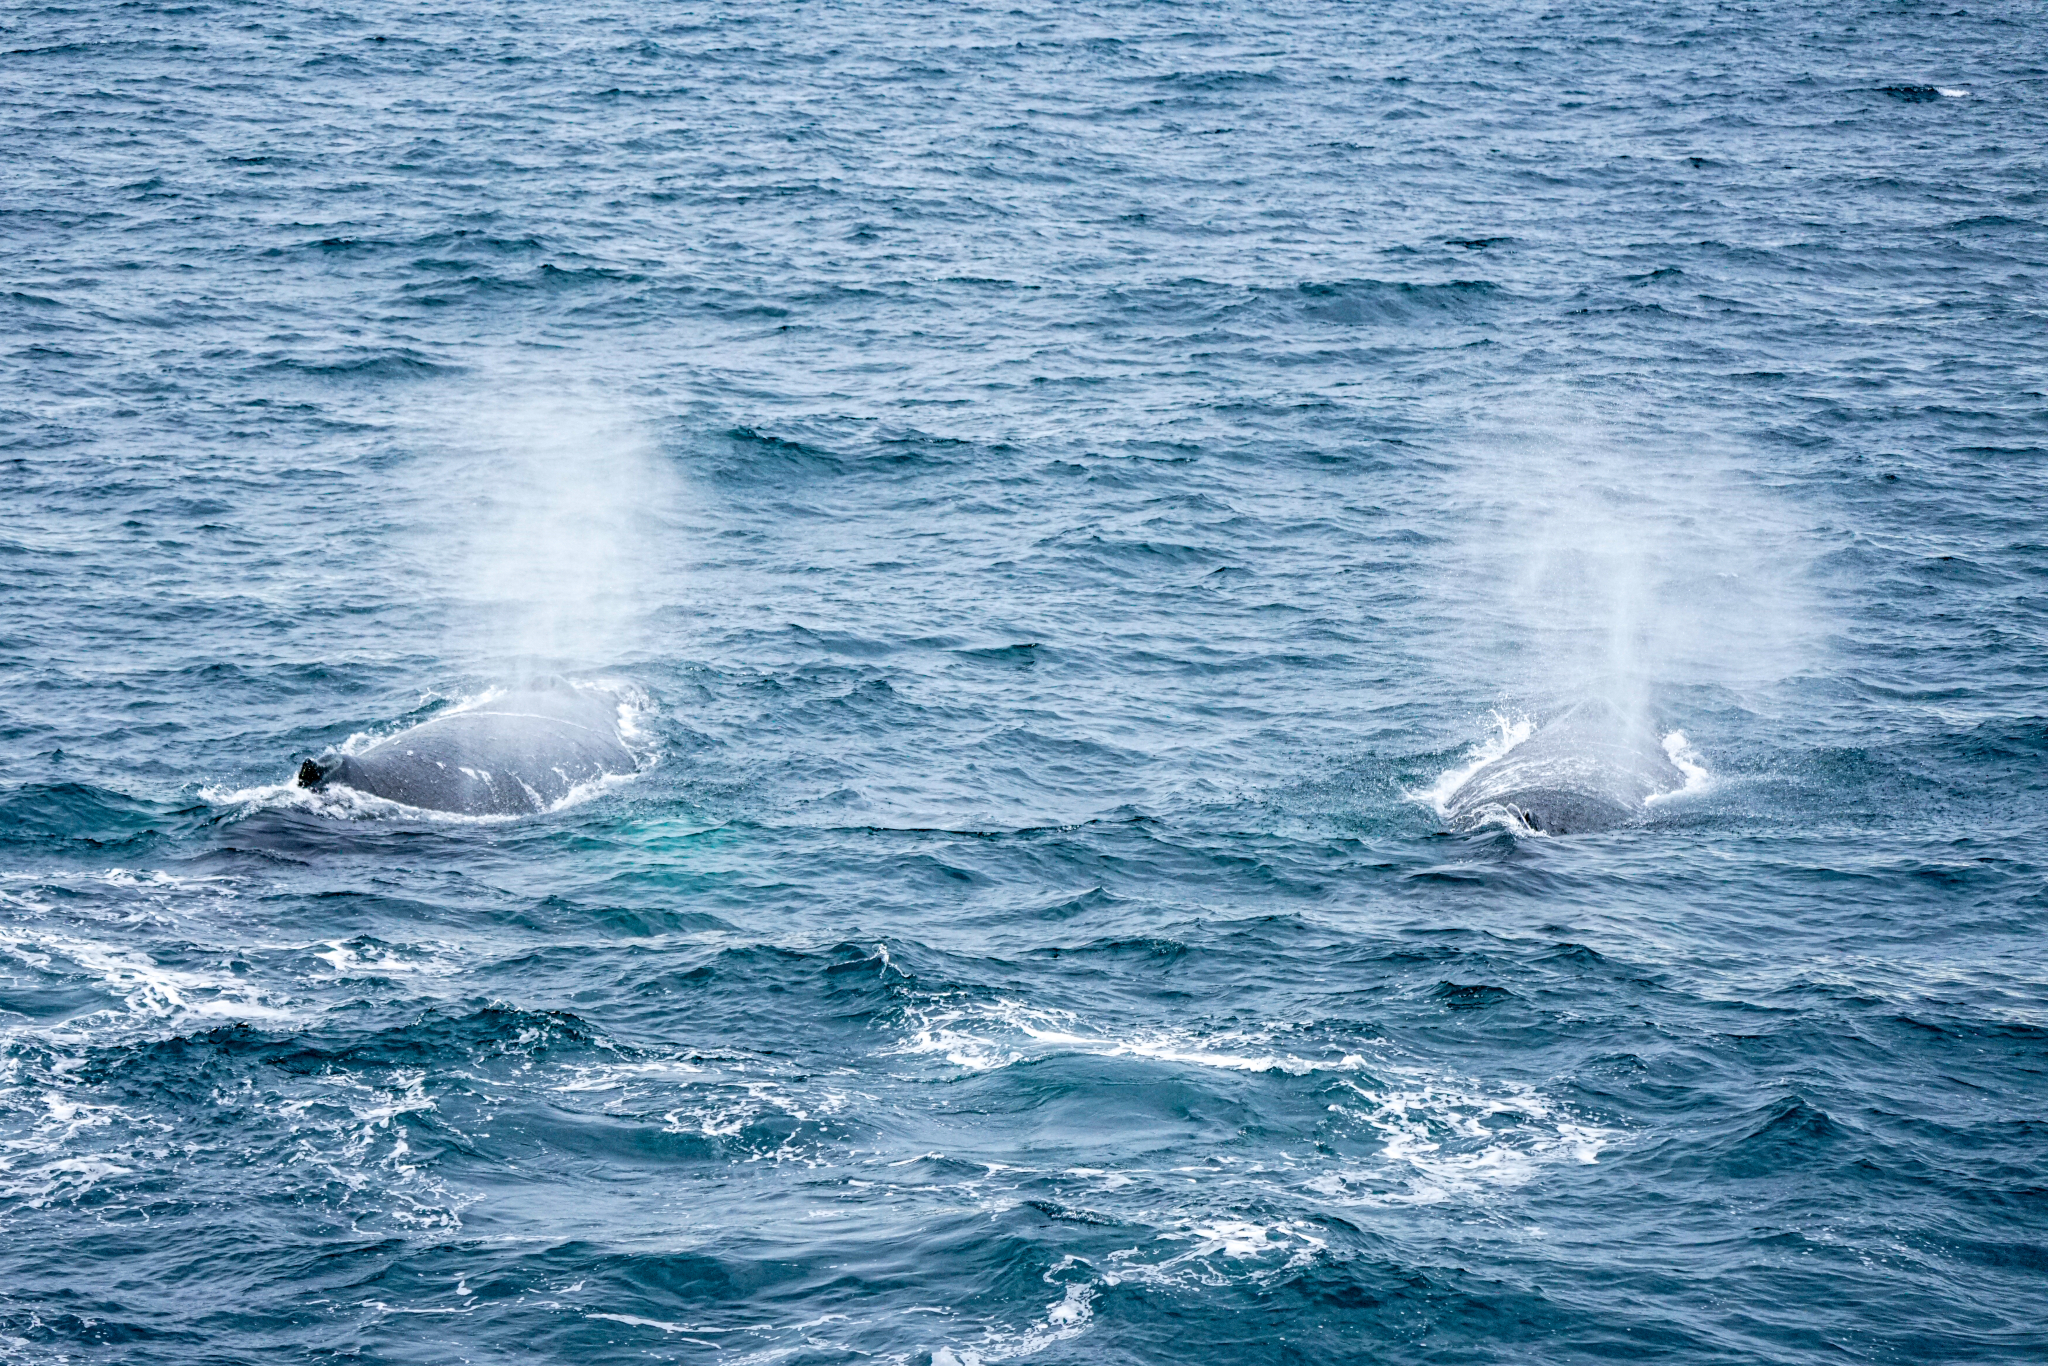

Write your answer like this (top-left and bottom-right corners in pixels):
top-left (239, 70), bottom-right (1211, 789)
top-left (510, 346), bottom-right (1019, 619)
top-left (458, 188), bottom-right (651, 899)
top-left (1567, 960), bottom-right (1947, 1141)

top-left (4, 2), bottom-right (2046, 1362)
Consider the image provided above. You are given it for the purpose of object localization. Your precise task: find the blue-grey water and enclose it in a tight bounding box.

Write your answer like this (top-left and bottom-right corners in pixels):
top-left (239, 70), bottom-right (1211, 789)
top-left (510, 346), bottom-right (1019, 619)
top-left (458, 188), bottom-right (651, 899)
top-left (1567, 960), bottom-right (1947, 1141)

top-left (3, 2), bottom-right (2045, 1362)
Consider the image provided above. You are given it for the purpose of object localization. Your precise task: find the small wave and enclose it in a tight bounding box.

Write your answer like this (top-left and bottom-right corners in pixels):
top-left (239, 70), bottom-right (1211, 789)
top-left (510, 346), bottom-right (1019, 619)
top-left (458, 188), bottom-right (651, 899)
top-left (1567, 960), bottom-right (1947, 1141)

top-left (252, 349), bottom-right (463, 381)
top-left (0, 1042), bottom-right (473, 1228)
top-left (705, 425), bottom-right (846, 481)
top-left (0, 928), bottom-right (296, 1032)
top-left (883, 995), bottom-right (1617, 1208)
top-left (1292, 277), bottom-right (1500, 327)
top-left (1098, 1219), bottom-right (1329, 1293)
top-left (313, 935), bottom-right (462, 981)
top-left (929, 1280), bottom-right (1094, 1365)
top-left (0, 782), bottom-right (182, 850)
top-left (888, 996), bottom-right (1367, 1076)
top-left (1308, 1069), bottom-right (1619, 1206)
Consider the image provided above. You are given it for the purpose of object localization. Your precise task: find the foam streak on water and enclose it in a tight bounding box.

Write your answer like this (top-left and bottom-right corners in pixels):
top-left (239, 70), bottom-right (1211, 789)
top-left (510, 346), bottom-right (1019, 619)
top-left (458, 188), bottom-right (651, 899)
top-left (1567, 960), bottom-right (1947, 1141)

top-left (2, 1), bottom-right (2044, 1362)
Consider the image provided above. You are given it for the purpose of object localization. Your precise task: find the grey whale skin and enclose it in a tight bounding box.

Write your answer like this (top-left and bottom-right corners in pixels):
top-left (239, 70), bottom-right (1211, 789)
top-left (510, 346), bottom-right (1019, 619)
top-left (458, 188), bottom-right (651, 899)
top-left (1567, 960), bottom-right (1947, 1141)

top-left (1445, 701), bottom-right (1684, 834)
top-left (296, 685), bottom-right (634, 815)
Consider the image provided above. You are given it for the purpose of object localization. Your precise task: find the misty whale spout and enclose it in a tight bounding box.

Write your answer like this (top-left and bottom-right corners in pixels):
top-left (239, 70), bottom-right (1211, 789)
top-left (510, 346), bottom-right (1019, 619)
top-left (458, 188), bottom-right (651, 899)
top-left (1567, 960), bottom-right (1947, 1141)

top-left (296, 683), bottom-right (636, 816)
top-left (1446, 700), bottom-right (1683, 834)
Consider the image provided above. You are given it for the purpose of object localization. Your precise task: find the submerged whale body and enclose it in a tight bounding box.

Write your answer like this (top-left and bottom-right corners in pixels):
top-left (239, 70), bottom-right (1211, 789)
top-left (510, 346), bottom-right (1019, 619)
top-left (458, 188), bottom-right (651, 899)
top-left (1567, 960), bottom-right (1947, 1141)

top-left (1445, 700), bottom-right (1683, 834)
top-left (297, 683), bottom-right (635, 815)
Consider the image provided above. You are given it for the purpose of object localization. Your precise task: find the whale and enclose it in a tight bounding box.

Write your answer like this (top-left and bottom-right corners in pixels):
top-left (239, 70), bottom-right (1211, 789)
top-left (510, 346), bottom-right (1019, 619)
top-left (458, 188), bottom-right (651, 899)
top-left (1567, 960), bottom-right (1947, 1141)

top-left (1444, 700), bottom-right (1684, 834)
top-left (295, 682), bottom-right (636, 816)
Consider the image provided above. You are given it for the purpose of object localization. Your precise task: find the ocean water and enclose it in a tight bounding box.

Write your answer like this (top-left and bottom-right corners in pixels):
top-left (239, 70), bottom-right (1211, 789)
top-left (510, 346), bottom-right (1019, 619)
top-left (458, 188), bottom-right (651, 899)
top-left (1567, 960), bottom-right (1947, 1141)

top-left (3, 0), bottom-right (2045, 1361)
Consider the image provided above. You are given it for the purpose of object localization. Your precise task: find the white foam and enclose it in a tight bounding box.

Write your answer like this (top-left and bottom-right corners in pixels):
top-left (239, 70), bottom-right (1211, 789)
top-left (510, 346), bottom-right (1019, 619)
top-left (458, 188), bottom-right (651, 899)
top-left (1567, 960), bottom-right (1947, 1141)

top-left (650, 1071), bottom-right (854, 1166)
top-left (337, 1070), bottom-right (438, 1137)
top-left (548, 1059), bottom-right (713, 1094)
top-left (539, 762), bottom-right (650, 815)
top-left (1310, 1069), bottom-right (1622, 1206)
top-left (582, 1313), bottom-right (722, 1345)
top-left (100, 868), bottom-right (228, 892)
top-left (1418, 713), bottom-right (1708, 821)
top-left (1171, 1218), bottom-right (1324, 1261)
top-left (1030, 1063), bottom-right (1620, 1252)
top-left (1017, 1021), bottom-right (1367, 1077)
top-left (1412, 710), bottom-right (1533, 818)
top-left (0, 929), bottom-right (295, 1027)
top-left (0, 960), bottom-right (475, 1230)
top-left (276, 1070), bottom-right (478, 1230)
top-left (312, 937), bottom-right (460, 978)
top-left (927, 1281), bottom-right (1095, 1365)
top-left (0, 1049), bottom-right (170, 1210)
top-left (593, 677), bottom-right (658, 748)
top-left (1646, 729), bottom-right (1710, 804)
top-left (0, 869), bottom-right (240, 938)
top-left (0, 1063), bottom-right (462, 1225)
top-left (889, 998), bottom-right (1366, 1077)
top-left (884, 998), bottom-right (1620, 1265)
top-left (2, 1154), bottom-right (136, 1210)
top-left (1085, 1215), bottom-right (1330, 1295)
top-left (200, 773), bottom-right (510, 822)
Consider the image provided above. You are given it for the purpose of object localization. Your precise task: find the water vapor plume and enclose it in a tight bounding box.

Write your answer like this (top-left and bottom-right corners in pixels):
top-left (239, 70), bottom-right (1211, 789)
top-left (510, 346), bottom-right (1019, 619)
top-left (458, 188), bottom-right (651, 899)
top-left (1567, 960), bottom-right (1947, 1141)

top-left (1439, 403), bottom-right (1817, 724)
top-left (408, 388), bottom-right (676, 678)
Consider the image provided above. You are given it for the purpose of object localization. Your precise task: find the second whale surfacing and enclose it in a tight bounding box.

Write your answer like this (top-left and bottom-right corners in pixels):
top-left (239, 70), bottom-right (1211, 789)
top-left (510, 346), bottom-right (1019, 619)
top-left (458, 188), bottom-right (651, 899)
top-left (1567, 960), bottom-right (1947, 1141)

top-left (1445, 700), bottom-right (1685, 834)
top-left (296, 682), bottom-right (637, 816)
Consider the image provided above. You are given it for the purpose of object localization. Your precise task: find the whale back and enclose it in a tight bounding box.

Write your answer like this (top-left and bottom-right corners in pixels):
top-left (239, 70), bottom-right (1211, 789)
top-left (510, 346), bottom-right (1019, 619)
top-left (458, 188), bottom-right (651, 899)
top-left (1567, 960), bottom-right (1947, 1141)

top-left (308, 685), bottom-right (635, 815)
top-left (1446, 701), bottom-right (1681, 834)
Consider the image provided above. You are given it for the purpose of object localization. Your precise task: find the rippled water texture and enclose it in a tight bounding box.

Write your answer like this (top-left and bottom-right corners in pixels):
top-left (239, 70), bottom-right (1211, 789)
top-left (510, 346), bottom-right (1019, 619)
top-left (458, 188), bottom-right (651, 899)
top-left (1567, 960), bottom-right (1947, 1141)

top-left (3, 2), bottom-right (2045, 1362)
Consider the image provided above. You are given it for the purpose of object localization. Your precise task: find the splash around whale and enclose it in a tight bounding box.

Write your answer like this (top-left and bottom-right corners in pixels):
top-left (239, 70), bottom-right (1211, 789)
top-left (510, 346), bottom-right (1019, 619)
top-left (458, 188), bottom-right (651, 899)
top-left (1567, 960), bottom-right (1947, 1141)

top-left (1444, 700), bottom-right (1689, 834)
top-left (296, 681), bottom-right (640, 816)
